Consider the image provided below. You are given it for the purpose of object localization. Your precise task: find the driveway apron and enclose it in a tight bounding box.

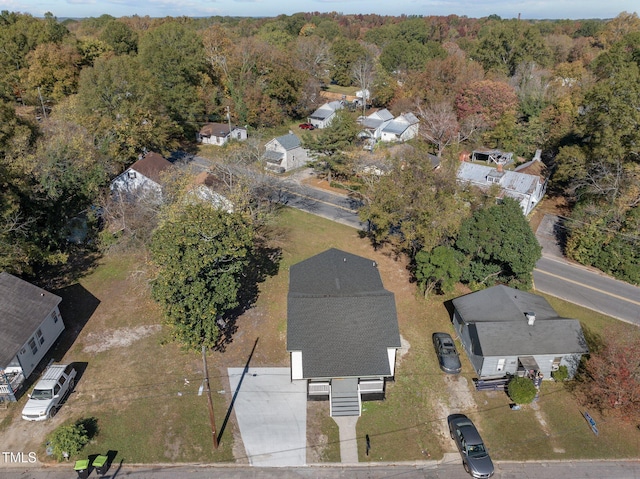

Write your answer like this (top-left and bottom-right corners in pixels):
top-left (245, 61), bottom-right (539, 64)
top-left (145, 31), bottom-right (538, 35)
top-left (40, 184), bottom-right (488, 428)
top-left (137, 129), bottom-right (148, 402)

top-left (227, 367), bottom-right (307, 466)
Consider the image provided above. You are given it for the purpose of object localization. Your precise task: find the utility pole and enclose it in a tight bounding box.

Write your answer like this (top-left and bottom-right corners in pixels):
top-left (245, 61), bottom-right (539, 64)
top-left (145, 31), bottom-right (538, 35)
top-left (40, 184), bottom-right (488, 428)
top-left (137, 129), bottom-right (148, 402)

top-left (226, 105), bottom-right (232, 136)
top-left (202, 345), bottom-right (219, 450)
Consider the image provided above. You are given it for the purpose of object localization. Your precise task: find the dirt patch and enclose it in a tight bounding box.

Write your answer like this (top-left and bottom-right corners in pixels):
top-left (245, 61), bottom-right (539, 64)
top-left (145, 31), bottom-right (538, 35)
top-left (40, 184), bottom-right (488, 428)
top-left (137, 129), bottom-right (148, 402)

top-left (433, 375), bottom-right (478, 449)
top-left (306, 400), bottom-right (334, 463)
top-left (82, 325), bottom-right (162, 354)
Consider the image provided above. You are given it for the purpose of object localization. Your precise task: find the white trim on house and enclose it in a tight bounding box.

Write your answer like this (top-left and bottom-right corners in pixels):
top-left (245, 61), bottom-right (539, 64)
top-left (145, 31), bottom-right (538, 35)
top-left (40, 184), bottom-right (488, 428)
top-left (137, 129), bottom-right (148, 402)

top-left (291, 351), bottom-right (303, 380)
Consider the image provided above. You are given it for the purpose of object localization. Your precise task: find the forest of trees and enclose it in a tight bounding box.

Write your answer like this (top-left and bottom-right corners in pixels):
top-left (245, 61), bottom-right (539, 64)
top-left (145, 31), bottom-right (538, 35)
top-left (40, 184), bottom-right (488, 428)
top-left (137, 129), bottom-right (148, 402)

top-left (1, 10), bottom-right (638, 284)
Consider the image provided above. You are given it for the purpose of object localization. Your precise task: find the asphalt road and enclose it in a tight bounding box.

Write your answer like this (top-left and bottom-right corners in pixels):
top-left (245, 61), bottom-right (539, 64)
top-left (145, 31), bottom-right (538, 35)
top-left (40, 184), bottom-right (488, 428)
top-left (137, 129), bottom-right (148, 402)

top-left (533, 214), bottom-right (640, 326)
top-left (534, 256), bottom-right (640, 325)
top-left (278, 180), bottom-right (366, 230)
top-left (3, 460), bottom-right (640, 479)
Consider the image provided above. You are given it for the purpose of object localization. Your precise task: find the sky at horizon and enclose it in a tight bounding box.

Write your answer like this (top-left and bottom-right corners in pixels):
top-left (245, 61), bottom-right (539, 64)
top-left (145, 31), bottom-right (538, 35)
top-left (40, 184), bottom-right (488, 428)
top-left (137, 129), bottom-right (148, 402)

top-left (1, 0), bottom-right (638, 21)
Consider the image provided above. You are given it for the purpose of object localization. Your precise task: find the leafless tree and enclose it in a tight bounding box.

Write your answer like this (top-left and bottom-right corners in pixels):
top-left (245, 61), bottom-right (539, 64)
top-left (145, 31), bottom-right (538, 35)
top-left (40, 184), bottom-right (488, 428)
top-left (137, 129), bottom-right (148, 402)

top-left (352, 50), bottom-right (377, 117)
top-left (416, 101), bottom-right (459, 158)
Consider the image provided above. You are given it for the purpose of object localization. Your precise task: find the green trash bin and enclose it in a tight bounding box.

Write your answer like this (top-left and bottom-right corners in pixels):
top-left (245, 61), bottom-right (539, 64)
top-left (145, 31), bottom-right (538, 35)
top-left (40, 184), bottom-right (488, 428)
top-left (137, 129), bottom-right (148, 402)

top-left (74, 459), bottom-right (90, 479)
top-left (93, 455), bottom-right (109, 475)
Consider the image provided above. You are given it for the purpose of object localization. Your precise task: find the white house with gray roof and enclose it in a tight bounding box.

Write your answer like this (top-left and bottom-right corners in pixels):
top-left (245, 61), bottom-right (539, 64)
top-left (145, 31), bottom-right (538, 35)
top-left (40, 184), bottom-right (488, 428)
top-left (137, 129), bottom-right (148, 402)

top-left (308, 100), bottom-right (344, 129)
top-left (358, 108), bottom-right (395, 140)
top-left (380, 112), bottom-right (420, 142)
top-left (263, 133), bottom-right (311, 173)
top-left (0, 272), bottom-right (65, 401)
top-left (451, 285), bottom-right (588, 381)
top-left (287, 249), bottom-right (401, 417)
top-left (456, 161), bottom-right (547, 216)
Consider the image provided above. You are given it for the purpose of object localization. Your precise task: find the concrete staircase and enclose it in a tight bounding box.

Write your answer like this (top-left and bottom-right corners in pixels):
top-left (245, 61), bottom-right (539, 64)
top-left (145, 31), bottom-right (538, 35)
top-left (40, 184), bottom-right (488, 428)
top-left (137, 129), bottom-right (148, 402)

top-left (330, 378), bottom-right (360, 417)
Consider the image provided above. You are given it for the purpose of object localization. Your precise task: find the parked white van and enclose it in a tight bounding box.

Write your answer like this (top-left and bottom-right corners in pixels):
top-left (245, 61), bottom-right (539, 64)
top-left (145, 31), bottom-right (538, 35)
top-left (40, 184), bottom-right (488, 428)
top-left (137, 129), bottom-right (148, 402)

top-left (21, 364), bottom-right (76, 421)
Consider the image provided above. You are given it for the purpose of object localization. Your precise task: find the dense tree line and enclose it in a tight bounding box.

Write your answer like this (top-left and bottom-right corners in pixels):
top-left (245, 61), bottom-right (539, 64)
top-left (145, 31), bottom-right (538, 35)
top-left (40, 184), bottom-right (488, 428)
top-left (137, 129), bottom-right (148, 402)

top-left (1, 9), bottom-right (638, 285)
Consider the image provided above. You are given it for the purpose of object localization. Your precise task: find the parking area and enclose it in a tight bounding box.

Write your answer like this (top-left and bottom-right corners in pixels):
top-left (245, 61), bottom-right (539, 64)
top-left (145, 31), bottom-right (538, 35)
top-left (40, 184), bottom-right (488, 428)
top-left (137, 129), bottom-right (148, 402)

top-left (227, 367), bottom-right (307, 466)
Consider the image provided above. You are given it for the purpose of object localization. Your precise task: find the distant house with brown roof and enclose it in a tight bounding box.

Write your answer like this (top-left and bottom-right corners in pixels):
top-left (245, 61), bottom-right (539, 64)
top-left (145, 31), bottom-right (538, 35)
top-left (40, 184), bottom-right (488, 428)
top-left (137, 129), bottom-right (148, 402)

top-left (197, 122), bottom-right (247, 146)
top-left (110, 152), bottom-right (172, 201)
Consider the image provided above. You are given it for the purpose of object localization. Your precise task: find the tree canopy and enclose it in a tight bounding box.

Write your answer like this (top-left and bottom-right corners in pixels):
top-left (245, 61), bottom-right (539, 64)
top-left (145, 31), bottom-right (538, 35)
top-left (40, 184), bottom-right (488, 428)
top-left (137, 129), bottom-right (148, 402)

top-left (150, 203), bottom-right (255, 350)
top-left (455, 198), bottom-right (541, 288)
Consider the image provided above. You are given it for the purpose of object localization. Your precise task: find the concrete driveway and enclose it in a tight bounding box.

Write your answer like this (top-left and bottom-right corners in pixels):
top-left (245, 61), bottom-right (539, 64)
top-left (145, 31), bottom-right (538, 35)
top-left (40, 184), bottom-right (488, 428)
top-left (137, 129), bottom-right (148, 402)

top-left (227, 367), bottom-right (307, 466)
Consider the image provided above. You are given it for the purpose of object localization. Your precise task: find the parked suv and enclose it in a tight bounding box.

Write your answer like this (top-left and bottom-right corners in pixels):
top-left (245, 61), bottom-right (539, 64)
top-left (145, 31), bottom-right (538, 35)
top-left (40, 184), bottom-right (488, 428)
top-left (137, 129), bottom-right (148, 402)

top-left (22, 364), bottom-right (76, 421)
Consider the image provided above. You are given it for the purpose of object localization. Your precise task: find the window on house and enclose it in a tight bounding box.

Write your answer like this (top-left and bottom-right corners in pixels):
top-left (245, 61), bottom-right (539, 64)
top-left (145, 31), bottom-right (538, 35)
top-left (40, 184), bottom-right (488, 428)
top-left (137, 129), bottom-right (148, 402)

top-left (128, 170), bottom-right (136, 179)
top-left (28, 338), bottom-right (38, 355)
top-left (52, 311), bottom-right (59, 323)
top-left (551, 357), bottom-right (562, 371)
top-left (36, 328), bottom-right (45, 345)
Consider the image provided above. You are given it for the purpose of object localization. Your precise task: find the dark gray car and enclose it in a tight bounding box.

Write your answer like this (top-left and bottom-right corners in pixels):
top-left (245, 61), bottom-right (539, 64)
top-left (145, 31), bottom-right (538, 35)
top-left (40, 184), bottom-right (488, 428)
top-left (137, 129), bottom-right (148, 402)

top-left (448, 414), bottom-right (494, 478)
top-left (432, 332), bottom-right (462, 374)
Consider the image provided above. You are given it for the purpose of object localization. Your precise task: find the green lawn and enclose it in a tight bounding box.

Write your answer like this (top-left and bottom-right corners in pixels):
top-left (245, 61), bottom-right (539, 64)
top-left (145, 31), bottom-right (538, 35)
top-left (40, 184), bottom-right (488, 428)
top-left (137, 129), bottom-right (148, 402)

top-left (24, 207), bottom-right (639, 465)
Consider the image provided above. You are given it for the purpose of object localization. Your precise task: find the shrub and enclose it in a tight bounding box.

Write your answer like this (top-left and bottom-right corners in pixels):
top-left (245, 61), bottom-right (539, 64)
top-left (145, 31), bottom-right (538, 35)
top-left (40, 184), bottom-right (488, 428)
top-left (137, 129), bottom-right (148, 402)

top-left (48, 417), bottom-right (98, 461)
top-left (507, 376), bottom-right (537, 404)
top-left (552, 365), bottom-right (569, 382)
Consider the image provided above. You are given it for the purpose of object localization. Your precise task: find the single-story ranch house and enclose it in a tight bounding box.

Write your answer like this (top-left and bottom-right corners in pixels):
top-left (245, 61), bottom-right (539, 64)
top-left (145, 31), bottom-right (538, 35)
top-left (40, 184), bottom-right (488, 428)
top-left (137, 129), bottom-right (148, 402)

top-left (197, 122), bottom-right (247, 146)
top-left (0, 272), bottom-right (65, 402)
top-left (451, 285), bottom-right (588, 381)
top-left (287, 249), bottom-right (401, 417)
top-left (110, 151), bottom-right (172, 201)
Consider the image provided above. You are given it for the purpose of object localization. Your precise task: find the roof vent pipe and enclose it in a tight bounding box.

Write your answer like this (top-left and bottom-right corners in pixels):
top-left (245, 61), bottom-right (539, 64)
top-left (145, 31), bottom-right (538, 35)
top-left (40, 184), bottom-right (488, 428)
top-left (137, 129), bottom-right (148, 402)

top-left (525, 312), bottom-right (536, 326)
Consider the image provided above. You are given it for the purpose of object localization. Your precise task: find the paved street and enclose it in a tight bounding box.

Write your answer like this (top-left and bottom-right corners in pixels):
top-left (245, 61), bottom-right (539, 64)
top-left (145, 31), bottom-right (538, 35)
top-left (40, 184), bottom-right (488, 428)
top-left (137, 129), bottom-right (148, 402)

top-left (2, 460), bottom-right (639, 479)
top-left (534, 215), bottom-right (640, 325)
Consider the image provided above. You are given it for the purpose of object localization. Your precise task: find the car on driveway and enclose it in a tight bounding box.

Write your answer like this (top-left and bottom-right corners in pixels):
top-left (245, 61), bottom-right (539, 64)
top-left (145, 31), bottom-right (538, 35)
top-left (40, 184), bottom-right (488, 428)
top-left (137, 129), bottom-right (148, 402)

top-left (448, 414), bottom-right (494, 478)
top-left (433, 332), bottom-right (462, 374)
top-left (22, 364), bottom-right (76, 421)
top-left (298, 123), bottom-right (315, 130)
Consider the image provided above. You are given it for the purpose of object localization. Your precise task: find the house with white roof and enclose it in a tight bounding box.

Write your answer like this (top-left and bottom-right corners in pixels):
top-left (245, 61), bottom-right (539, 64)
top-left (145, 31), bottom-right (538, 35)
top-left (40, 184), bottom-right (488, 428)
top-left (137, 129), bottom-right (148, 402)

top-left (456, 159), bottom-right (547, 216)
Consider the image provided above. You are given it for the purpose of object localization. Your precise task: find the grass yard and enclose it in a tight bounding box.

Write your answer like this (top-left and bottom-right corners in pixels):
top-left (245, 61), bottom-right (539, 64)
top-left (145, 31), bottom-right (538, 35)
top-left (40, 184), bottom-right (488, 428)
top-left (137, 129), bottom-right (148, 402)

top-left (4, 206), bottom-right (637, 466)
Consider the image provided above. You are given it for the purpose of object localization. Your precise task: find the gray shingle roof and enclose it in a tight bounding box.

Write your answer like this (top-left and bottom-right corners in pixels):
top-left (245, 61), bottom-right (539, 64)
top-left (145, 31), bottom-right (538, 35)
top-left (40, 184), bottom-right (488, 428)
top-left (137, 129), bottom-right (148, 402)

top-left (275, 133), bottom-right (301, 150)
top-left (310, 101), bottom-right (343, 120)
top-left (287, 249), bottom-right (401, 379)
top-left (452, 285), bottom-right (558, 322)
top-left (457, 162), bottom-right (539, 196)
top-left (263, 150), bottom-right (284, 162)
top-left (0, 272), bottom-right (62, 367)
top-left (452, 285), bottom-right (588, 356)
top-left (472, 319), bottom-right (588, 356)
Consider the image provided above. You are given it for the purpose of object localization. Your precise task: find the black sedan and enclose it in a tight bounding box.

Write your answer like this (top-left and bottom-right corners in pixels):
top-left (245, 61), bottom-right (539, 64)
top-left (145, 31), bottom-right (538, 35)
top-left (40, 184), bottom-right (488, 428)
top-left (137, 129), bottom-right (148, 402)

top-left (432, 332), bottom-right (462, 374)
top-left (448, 414), bottom-right (494, 478)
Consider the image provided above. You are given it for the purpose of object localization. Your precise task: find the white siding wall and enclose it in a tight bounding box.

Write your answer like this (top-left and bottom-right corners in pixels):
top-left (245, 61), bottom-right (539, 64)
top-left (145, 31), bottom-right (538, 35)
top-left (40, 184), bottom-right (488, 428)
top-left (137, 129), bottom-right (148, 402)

top-left (291, 351), bottom-right (303, 380)
top-left (15, 306), bottom-right (65, 378)
top-left (282, 147), bottom-right (311, 172)
top-left (110, 170), bottom-right (162, 199)
top-left (480, 356), bottom-right (518, 378)
top-left (387, 348), bottom-right (397, 376)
